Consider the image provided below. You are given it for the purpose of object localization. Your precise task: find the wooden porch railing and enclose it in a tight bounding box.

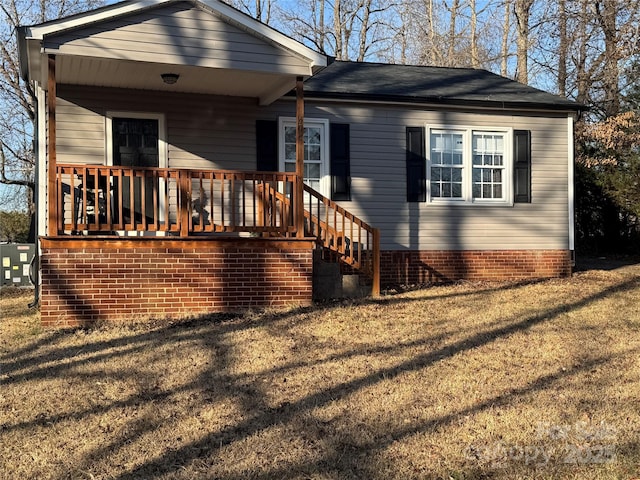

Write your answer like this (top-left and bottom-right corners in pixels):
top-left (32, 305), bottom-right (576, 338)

top-left (54, 164), bottom-right (380, 296)
top-left (259, 182), bottom-right (380, 294)
top-left (302, 184), bottom-right (380, 295)
top-left (55, 164), bottom-right (298, 236)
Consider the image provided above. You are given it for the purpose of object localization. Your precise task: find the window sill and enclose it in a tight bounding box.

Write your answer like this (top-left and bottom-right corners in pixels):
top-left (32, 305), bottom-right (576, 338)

top-left (428, 198), bottom-right (514, 207)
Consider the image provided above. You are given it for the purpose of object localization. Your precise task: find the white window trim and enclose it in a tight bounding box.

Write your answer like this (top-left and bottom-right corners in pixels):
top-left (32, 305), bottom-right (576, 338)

top-left (105, 111), bottom-right (167, 169)
top-left (278, 117), bottom-right (330, 197)
top-left (426, 125), bottom-right (514, 206)
top-left (105, 112), bottom-right (168, 233)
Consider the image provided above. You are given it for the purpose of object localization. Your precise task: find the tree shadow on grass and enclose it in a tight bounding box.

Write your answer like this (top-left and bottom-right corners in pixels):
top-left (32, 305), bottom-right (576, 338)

top-left (106, 275), bottom-right (638, 479)
top-left (2, 273), bottom-right (638, 479)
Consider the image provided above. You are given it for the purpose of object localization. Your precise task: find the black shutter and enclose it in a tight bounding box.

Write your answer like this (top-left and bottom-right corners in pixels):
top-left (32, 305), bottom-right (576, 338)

top-left (406, 126), bottom-right (426, 202)
top-left (330, 123), bottom-right (351, 201)
top-left (256, 120), bottom-right (278, 171)
top-left (514, 130), bottom-right (531, 203)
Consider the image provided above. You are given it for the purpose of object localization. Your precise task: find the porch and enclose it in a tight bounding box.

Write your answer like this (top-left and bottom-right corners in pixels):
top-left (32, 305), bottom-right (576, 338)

top-left (52, 162), bottom-right (379, 275)
top-left (40, 162), bottom-right (380, 325)
top-left (18, 0), bottom-right (382, 324)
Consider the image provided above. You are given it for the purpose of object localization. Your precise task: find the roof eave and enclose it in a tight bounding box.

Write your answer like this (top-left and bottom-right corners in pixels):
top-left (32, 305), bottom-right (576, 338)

top-left (295, 91), bottom-right (586, 113)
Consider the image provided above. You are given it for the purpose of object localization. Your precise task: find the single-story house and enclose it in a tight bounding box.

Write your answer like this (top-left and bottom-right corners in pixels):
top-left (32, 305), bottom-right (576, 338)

top-left (18, 0), bottom-right (583, 327)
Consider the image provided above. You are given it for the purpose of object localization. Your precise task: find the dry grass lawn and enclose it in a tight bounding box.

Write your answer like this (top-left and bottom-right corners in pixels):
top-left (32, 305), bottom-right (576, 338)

top-left (1, 260), bottom-right (639, 479)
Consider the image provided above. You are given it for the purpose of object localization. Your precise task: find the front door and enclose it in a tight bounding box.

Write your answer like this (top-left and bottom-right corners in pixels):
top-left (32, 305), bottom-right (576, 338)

top-left (279, 118), bottom-right (330, 197)
top-left (111, 117), bottom-right (160, 224)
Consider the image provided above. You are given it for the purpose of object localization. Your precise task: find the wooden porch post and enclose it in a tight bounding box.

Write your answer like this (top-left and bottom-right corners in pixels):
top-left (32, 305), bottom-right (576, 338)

top-left (372, 227), bottom-right (381, 297)
top-left (47, 55), bottom-right (58, 236)
top-left (295, 76), bottom-right (305, 238)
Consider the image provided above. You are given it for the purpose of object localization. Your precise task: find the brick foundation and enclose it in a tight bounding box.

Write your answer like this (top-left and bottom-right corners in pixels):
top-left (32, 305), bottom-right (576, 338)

top-left (380, 249), bottom-right (571, 285)
top-left (40, 237), bottom-right (314, 328)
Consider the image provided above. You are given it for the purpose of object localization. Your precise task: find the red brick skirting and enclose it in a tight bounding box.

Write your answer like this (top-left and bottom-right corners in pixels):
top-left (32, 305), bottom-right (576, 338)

top-left (40, 237), bottom-right (314, 328)
top-left (380, 249), bottom-right (572, 285)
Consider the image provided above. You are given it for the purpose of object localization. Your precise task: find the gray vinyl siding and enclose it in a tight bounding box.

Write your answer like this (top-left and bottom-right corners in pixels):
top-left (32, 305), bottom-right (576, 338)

top-left (259, 102), bottom-right (570, 251)
top-left (54, 85), bottom-right (571, 251)
top-left (56, 85), bottom-right (257, 170)
top-left (45, 2), bottom-right (309, 74)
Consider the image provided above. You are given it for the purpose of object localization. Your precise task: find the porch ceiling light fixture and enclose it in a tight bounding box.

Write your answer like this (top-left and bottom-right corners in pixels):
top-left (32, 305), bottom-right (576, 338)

top-left (161, 73), bottom-right (180, 85)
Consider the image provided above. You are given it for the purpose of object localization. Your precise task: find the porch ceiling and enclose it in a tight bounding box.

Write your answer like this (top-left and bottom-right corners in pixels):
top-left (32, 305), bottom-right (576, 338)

top-left (51, 55), bottom-right (301, 103)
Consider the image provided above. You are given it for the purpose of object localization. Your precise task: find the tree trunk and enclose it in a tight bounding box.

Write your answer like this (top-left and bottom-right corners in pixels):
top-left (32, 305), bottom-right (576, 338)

top-left (595, 0), bottom-right (620, 116)
top-left (470, 0), bottom-right (479, 68)
top-left (501, 0), bottom-right (511, 76)
top-left (514, 0), bottom-right (534, 84)
top-left (575, 0), bottom-right (589, 106)
top-left (428, 0), bottom-right (438, 64)
top-left (557, 0), bottom-right (567, 96)
top-left (358, 0), bottom-right (372, 61)
top-left (447, 0), bottom-right (460, 66)
top-left (319, 0), bottom-right (325, 54)
top-left (333, 0), bottom-right (343, 60)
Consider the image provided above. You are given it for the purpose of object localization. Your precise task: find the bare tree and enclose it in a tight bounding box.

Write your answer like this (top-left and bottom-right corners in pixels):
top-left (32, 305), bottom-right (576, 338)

top-left (594, 0), bottom-right (620, 116)
top-left (501, 0), bottom-right (511, 76)
top-left (0, 0), bottom-right (105, 213)
top-left (470, 0), bottom-right (479, 68)
top-left (278, 0), bottom-right (396, 62)
top-left (427, 0), bottom-right (438, 64)
top-left (226, 0), bottom-right (273, 23)
top-left (514, 0), bottom-right (534, 83)
top-left (556, 0), bottom-right (567, 95)
top-left (447, 0), bottom-right (460, 64)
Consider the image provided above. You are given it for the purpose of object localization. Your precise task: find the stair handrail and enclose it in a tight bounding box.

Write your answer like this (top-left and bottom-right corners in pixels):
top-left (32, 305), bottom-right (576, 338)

top-left (302, 184), bottom-right (380, 296)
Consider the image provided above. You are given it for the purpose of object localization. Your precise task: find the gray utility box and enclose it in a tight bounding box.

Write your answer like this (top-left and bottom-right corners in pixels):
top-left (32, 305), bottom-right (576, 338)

top-left (1, 243), bottom-right (35, 287)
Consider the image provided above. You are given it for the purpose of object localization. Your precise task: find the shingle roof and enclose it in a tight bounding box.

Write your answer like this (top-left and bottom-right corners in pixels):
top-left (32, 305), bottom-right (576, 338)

top-left (302, 61), bottom-right (582, 111)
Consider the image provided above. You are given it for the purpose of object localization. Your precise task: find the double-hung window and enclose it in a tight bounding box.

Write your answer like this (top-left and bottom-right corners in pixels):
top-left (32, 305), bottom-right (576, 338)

top-left (427, 127), bottom-right (512, 205)
top-left (279, 118), bottom-right (329, 197)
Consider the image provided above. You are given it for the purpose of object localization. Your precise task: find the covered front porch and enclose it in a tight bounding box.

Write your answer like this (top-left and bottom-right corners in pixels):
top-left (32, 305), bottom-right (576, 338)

top-left (41, 160), bottom-right (379, 326)
top-left (18, 0), bottom-right (379, 324)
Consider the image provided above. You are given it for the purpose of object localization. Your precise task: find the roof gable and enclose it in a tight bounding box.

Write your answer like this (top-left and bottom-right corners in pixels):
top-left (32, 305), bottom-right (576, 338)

top-left (18, 0), bottom-right (327, 104)
top-left (42, 1), bottom-right (310, 74)
top-left (22, 0), bottom-right (326, 67)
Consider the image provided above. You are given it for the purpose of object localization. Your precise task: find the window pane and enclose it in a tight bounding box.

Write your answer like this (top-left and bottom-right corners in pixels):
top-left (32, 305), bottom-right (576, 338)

top-left (434, 134), bottom-right (444, 151)
top-left (442, 168), bottom-right (451, 181)
top-left (452, 168), bottom-right (462, 182)
top-left (473, 184), bottom-right (481, 197)
top-left (494, 185), bottom-right (502, 198)
top-left (443, 183), bottom-right (451, 197)
top-left (306, 163), bottom-right (321, 178)
top-left (431, 183), bottom-right (441, 197)
top-left (285, 144), bottom-right (296, 161)
top-left (483, 185), bottom-right (491, 198)
top-left (453, 134), bottom-right (463, 151)
top-left (284, 162), bottom-right (295, 172)
top-left (452, 183), bottom-right (462, 197)
top-left (285, 127), bottom-right (296, 144)
top-left (432, 167), bottom-right (441, 181)
top-left (308, 128), bottom-right (321, 144)
top-left (308, 145), bottom-right (321, 161)
top-left (493, 169), bottom-right (502, 182)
